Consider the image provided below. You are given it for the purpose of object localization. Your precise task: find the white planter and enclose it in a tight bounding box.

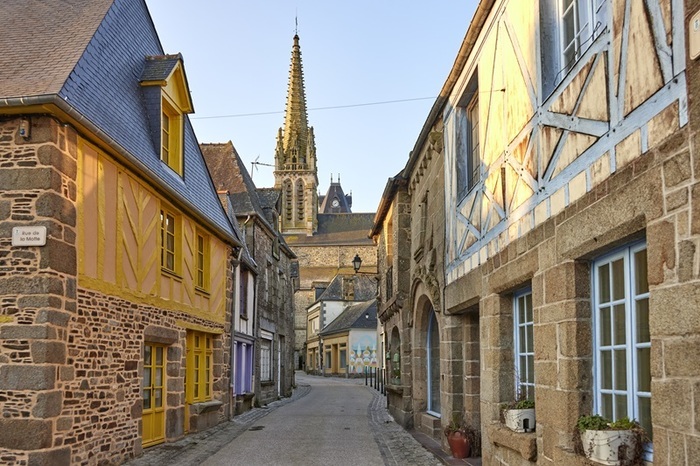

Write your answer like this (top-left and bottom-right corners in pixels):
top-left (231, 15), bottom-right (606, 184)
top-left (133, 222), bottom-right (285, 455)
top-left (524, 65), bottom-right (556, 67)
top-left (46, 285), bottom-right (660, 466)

top-left (504, 408), bottom-right (535, 432)
top-left (581, 429), bottom-right (636, 465)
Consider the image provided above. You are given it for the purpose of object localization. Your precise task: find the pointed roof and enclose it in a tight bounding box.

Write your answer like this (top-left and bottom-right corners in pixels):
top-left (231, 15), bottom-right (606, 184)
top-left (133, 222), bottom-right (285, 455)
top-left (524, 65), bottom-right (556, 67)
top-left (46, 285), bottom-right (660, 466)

top-left (319, 177), bottom-right (352, 213)
top-left (0, 0), bottom-right (237, 245)
top-left (201, 142), bottom-right (266, 221)
top-left (315, 274), bottom-right (377, 303)
top-left (319, 300), bottom-right (377, 336)
top-left (282, 34), bottom-right (310, 155)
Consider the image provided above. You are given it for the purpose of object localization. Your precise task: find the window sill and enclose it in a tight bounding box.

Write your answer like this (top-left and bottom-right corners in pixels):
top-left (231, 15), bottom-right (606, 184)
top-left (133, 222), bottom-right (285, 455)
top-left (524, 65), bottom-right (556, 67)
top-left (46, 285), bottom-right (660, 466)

top-left (487, 424), bottom-right (537, 462)
top-left (189, 400), bottom-right (222, 415)
top-left (161, 268), bottom-right (182, 280)
top-left (386, 383), bottom-right (404, 395)
top-left (195, 287), bottom-right (210, 297)
top-left (261, 380), bottom-right (274, 386)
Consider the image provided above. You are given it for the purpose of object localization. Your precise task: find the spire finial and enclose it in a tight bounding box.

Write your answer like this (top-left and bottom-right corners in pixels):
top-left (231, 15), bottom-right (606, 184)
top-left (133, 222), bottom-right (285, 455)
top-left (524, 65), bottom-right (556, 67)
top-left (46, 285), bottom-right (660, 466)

top-left (295, 12), bottom-right (298, 35)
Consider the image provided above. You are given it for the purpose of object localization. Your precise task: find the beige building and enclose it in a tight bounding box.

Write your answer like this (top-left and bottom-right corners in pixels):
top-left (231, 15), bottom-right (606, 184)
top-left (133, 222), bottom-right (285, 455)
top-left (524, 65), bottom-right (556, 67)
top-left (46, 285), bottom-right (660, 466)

top-left (271, 34), bottom-right (377, 369)
top-left (373, 0), bottom-right (700, 464)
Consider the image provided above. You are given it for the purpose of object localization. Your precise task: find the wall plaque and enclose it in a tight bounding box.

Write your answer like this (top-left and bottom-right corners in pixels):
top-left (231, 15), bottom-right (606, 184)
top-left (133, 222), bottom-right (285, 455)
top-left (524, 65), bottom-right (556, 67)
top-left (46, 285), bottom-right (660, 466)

top-left (12, 226), bottom-right (47, 246)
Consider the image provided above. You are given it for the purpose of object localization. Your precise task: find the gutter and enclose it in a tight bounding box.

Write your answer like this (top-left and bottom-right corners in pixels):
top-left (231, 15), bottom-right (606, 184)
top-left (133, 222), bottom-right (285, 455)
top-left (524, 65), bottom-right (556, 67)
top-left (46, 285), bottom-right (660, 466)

top-left (0, 94), bottom-right (241, 249)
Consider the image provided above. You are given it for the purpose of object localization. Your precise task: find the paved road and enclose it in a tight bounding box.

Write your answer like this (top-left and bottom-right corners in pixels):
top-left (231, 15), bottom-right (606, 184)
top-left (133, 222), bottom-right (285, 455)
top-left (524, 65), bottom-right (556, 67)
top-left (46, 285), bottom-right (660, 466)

top-left (128, 371), bottom-right (443, 466)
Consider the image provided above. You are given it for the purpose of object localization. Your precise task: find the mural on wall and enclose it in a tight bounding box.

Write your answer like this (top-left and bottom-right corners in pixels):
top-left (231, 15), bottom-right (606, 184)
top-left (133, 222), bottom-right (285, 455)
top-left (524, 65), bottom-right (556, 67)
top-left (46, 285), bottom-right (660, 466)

top-left (348, 333), bottom-right (378, 373)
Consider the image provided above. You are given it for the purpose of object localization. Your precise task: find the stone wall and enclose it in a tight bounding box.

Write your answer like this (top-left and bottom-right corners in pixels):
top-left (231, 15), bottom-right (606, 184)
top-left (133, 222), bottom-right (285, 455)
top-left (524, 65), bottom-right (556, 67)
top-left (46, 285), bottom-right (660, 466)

top-left (0, 116), bottom-right (79, 465)
top-left (444, 101), bottom-right (699, 464)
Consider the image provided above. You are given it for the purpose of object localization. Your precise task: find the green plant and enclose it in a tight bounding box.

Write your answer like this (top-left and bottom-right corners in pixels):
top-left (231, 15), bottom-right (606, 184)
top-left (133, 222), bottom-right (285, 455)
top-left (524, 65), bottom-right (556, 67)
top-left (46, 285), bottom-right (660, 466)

top-left (573, 415), bottom-right (648, 466)
top-left (500, 398), bottom-right (535, 413)
top-left (576, 414), bottom-right (612, 432)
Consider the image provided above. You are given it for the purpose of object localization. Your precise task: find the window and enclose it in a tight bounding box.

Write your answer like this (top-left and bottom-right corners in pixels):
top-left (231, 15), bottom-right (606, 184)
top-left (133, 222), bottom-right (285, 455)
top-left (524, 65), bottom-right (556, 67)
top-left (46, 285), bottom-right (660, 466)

top-left (160, 97), bottom-right (183, 175)
top-left (456, 73), bottom-right (479, 200)
top-left (593, 243), bottom-right (651, 448)
top-left (427, 308), bottom-right (441, 415)
top-left (195, 231), bottom-right (209, 290)
top-left (160, 209), bottom-right (178, 273)
top-left (514, 289), bottom-right (534, 400)
top-left (187, 331), bottom-right (213, 403)
top-left (260, 338), bottom-right (272, 382)
top-left (239, 271), bottom-right (249, 318)
top-left (142, 343), bottom-right (165, 446)
top-left (560, 0), bottom-right (606, 71)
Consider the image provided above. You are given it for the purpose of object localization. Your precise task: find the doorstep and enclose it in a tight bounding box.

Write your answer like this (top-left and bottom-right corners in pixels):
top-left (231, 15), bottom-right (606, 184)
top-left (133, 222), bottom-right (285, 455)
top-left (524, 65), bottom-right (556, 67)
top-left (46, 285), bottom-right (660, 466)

top-left (409, 430), bottom-right (482, 466)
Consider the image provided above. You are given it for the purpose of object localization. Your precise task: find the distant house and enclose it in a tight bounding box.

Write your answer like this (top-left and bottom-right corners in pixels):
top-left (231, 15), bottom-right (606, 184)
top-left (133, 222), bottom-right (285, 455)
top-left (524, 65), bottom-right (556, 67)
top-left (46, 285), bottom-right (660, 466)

top-left (201, 142), bottom-right (297, 406)
top-left (305, 274), bottom-right (378, 375)
top-left (0, 0), bottom-right (241, 463)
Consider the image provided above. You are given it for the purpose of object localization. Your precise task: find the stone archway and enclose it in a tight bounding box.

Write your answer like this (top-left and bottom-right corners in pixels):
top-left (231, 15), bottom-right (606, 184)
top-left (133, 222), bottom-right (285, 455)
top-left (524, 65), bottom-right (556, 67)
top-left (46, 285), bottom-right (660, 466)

top-left (411, 280), bottom-right (443, 439)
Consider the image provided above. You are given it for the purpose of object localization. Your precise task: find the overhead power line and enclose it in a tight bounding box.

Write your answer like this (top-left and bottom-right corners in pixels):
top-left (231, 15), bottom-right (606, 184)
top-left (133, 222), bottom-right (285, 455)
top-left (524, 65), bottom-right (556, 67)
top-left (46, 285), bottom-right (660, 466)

top-left (190, 96), bottom-right (437, 120)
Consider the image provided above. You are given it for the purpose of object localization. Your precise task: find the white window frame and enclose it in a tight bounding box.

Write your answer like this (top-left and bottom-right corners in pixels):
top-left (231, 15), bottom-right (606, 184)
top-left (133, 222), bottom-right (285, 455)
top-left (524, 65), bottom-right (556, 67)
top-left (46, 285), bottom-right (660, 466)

top-left (260, 338), bottom-right (272, 382)
top-left (513, 288), bottom-right (534, 400)
top-left (559, 0), bottom-right (608, 72)
top-left (592, 241), bottom-right (652, 457)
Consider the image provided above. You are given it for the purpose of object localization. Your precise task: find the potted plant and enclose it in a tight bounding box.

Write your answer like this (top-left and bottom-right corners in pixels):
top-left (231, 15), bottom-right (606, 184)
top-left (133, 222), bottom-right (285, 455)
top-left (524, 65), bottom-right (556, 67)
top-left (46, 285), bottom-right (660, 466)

top-left (501, 398), bottom-right (536, 433)
top-left (443, 414), bottom-right (472, 459)
top-left (575, 415), bottom-right (645, 465)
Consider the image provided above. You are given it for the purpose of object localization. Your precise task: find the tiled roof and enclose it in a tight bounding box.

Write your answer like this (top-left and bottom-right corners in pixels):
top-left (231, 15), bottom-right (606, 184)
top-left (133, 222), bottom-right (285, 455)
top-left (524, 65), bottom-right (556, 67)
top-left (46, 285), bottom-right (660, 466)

top-left (140, 54), bottom-right (181, 82)
top-left (0, 0), bottom-right (113, 98)
top-left (0, 0), bottom-right (236, 242)
top-left (316, 274), bottom-right (377, 303)
top-left (200, 142), bottom-right (272, 230)
top-left (319, 300), bottom-right (377, 336)
top-left (284, 213), bottom-right (375, 246)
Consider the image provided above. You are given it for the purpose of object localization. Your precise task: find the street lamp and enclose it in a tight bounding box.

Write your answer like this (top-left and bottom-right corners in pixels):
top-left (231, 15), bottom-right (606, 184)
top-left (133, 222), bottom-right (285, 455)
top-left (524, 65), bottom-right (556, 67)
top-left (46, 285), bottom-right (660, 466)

top-left (352, 254), bottom-right (363, 273)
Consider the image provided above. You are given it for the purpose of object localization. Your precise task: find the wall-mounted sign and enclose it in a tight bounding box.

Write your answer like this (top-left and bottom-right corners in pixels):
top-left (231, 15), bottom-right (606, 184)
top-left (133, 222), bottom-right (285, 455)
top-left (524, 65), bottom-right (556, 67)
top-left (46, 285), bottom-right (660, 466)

top-left (12, 226), bottom-right (47, 246)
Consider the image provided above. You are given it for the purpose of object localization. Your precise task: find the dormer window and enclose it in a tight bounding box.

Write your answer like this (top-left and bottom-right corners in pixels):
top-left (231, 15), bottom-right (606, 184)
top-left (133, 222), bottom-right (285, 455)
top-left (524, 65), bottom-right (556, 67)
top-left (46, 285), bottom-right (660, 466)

top-left (160, 97), bottom-right (182, 174)
top-left (140, 54), bottom-right (194, 178)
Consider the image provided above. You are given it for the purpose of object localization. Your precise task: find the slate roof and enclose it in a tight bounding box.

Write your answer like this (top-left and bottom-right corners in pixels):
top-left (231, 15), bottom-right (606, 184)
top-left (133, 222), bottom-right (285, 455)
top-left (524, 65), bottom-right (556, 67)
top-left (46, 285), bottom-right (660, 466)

top-left (140, 54), bottom-right (181, 82)
top-left (0, 0), bottom-right (236, 243)
top-left (284, 213), bottom-right (375, 246)
top-left (319, 181), bottom-right (352, 213)
top-left (316, 274), bottom-right (377, 303)
top-left (319, 300), bottom-right (377, 336)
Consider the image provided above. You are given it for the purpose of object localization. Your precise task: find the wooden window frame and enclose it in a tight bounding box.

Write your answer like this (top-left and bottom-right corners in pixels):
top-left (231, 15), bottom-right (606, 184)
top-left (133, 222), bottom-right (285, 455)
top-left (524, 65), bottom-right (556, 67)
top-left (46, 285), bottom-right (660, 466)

top-left (195, 230), bottom-right (210, 292)
top-left (187, 331), bottom-right (213, 404)
top-left (160, 208), bottom-right (180, 275)
top-left (161, 96), bottom-right (183, 175)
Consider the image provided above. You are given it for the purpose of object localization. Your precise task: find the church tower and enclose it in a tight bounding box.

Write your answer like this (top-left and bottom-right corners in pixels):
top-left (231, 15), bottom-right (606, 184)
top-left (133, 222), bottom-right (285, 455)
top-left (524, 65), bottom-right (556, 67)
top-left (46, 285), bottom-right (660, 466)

top-left (274, 34), bottom-right (318, 235)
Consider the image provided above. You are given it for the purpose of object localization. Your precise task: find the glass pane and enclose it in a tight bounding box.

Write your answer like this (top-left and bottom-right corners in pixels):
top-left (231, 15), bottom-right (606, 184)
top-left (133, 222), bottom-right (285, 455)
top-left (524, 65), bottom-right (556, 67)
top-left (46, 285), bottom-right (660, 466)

top-left (144, 345), bottom-right (151, 365)
top-left (614, 393), bottom-right (628, 419)
top-left (638, 397), bottom-right (652, 440)
top-left (634, 249), bottom-right (648, 294)
top-left (155, 388), bottom-right (162, 408)
top-left (614, 349), bottom-right (627, 390)
top-left (598, 264), bottom-right (610, 304)
top-left (613, 304), bottom-right (626, 345)
top-left (601, 350), bottom-right (612, 389)
top-left (527, 356), bottom-right (534, 385)
top-left (194, 385), bottom-right (199, 398)
top-left (156, 347), bottom-right (163, 366)
top-left (636, 298), bottom-right (650, 343)
top-left (601, 393), bottom-right (613, 419)
top-left (195, 335), bottom-right (200, 347)
top-left (155, 367), bottom-right (162, 386)
top-left (517, 296), bottom-right (523, 323)
top-left (143, 368), bottom-right (151, 388)
top-left (519, 327), bottom-right (527, 353)
top-left (612, 258), bottom-right (625, 300)
top-left (143, 389), bottom-right (151, 410)
top-left (519, 356), bottom-right (527, 382)
top-left (600, 307), bottom-right (611, 346)
top-left (207, 336), bottom-right (211, 348)
top-left (166, 252), bottom-right (174, 271)
top-left (525, 294), bottom-right (532, 320)
top-left (526, 325), bottom-right (534, 353)
top-left (637, 347), bottom-right (651, 392)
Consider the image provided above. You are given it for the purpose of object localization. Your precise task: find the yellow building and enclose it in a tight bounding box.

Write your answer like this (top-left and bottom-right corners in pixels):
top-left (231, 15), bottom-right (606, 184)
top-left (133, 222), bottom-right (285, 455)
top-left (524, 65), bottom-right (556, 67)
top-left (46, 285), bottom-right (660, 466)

top-left (0, 1), bottom-right (241, 464)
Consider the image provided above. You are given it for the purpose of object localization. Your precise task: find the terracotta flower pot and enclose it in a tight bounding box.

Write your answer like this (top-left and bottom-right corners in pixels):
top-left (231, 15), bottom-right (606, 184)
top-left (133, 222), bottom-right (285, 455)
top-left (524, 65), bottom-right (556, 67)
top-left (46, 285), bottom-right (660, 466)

top-left (447, 431), bottom-right (470, 459)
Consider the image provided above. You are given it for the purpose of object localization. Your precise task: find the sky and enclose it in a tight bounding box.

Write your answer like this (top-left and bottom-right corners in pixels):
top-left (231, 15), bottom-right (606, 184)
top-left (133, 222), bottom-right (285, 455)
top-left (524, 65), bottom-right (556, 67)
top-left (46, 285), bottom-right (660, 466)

top-left (145, 1), bottom-right (477, 213)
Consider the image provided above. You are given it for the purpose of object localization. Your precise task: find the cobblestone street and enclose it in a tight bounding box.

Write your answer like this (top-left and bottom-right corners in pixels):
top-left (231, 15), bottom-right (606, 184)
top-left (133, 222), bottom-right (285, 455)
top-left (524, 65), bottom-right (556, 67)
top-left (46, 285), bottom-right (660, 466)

top-left (127, 372), bottom-right (480, 466)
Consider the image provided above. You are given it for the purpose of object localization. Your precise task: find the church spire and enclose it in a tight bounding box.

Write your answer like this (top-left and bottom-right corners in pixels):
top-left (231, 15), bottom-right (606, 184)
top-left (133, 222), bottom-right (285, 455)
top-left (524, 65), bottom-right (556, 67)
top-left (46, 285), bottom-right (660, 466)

top-left (274, 33), bottom-right (318, 236)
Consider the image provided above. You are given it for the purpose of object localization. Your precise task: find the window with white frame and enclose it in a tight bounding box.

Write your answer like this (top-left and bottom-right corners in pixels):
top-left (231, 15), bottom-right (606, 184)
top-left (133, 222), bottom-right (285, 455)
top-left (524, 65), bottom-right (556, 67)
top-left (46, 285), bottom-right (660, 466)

top-left (541, 0), bottom-right (608, 96)
top-left (260, 338), bottom-right (272, 382)
top-left (592, 243), bottom-right (651, 448)
top-left (514, 289), bottom-right (534, 400)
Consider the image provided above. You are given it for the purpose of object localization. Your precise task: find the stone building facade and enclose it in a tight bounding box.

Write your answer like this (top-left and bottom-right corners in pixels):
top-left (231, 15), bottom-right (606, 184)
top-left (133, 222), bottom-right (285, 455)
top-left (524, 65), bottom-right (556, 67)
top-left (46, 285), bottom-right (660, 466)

top-left (374, 0), bottom-right (700, 464)
top-left (0, 1), bottom-right (241, 464)
top-left (201, 142), bottom-right (297, 406)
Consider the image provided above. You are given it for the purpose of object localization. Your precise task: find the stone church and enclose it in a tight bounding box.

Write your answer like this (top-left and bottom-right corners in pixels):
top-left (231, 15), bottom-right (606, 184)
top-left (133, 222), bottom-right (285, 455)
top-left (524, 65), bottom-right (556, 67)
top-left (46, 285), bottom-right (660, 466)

top-left (272, 34), bottom-right (377, 368)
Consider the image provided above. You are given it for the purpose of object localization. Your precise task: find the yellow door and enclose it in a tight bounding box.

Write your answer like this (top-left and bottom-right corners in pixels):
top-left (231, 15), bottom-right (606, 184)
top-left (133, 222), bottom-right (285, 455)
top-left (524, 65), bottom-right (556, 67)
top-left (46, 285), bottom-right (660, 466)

top-left (142, 343), bottom-right (165, 447)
